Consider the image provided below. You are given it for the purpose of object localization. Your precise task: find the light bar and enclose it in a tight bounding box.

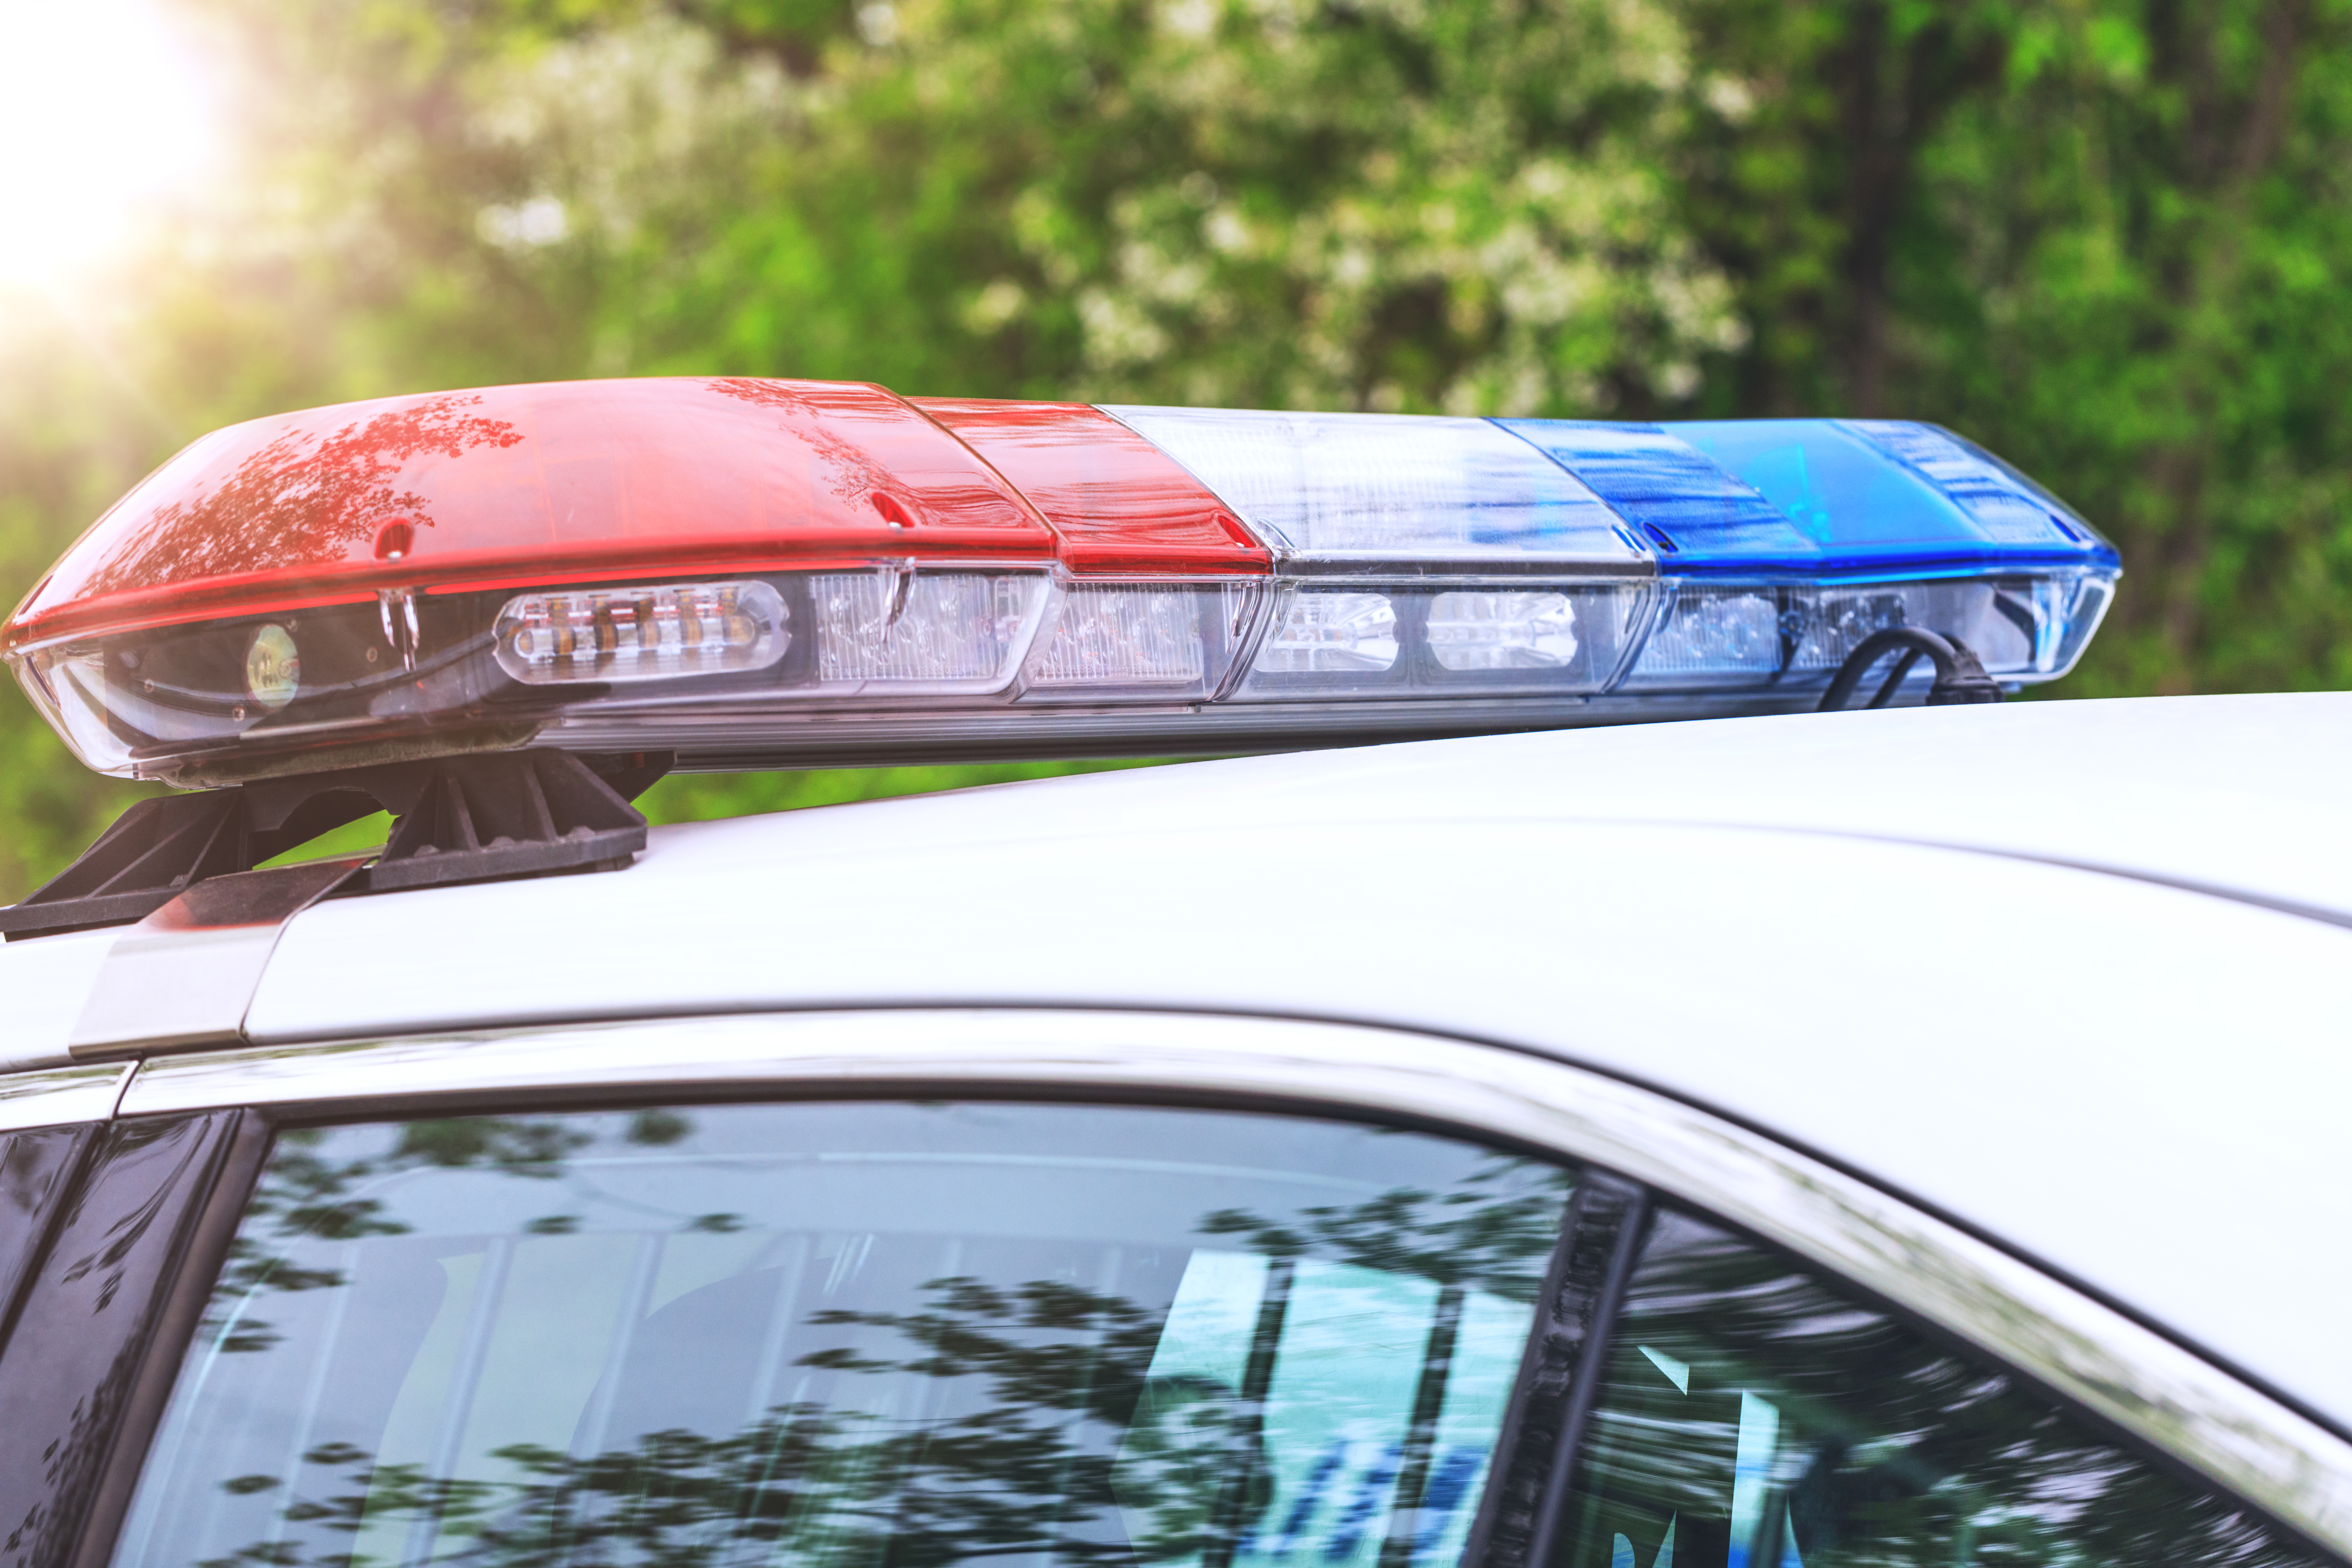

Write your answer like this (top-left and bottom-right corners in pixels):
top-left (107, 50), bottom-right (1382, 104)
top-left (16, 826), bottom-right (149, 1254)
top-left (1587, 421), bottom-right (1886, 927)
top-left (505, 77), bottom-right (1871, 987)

top-left (2, 380), bottom-right (2119, 784)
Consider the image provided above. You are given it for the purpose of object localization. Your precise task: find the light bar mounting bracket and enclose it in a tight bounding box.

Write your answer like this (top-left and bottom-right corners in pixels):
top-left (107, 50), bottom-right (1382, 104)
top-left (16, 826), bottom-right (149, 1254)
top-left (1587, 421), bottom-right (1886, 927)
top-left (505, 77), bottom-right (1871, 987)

top-left (0, 748), bottom-right (671, 941)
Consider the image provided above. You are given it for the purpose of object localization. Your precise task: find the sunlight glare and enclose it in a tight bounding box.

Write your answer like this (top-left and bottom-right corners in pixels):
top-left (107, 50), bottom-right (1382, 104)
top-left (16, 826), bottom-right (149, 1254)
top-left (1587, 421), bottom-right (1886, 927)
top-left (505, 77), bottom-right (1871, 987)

top-left (0, 0), bottom-right (224, 286)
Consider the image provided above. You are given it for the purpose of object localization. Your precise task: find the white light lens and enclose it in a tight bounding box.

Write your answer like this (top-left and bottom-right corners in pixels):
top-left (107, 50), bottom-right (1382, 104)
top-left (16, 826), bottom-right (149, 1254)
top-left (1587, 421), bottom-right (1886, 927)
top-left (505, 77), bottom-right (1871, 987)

top-left (813, 571), bottom-right (1044, 689)
top-left (1254, 592), bottom-right (1398, 673)
top-left (1427, 592), bottom-right (1580, 671)
top-left (1102, 407), bottom-right (1639, 566)
top-left (26, 648), bottom-right (134, 772)
top-left (244, 623), bottom-right (300, 709)
top-left (1624, 573), bottom-right (2112, 692)
top-left (1784, 581), bottom-right (2063, 676)
top-left (1784, 588), bottom-right (1915, 673)
top-left (2049, 574), bottom-right (2112, 674)
top-left (1026, 586), bottom-right (1226, 691)
top-left (497, 581), bottom-right (788, 685)
top-left (1239, 582), bottom-right (1648, 695)
top-left (1622, 587), bottom-right (1781, 688)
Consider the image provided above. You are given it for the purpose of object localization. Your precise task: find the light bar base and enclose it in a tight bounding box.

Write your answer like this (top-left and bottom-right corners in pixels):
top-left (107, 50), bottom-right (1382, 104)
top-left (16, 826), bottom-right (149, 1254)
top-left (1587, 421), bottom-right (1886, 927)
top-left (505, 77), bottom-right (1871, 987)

top-left (0, 750), bottom-right (670, 940)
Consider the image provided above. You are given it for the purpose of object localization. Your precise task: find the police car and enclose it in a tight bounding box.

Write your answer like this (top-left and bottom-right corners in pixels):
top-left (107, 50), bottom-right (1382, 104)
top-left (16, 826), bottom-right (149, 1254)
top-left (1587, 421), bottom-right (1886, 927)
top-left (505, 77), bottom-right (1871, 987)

top-left (0, 380), bottom-right (2344, 1568)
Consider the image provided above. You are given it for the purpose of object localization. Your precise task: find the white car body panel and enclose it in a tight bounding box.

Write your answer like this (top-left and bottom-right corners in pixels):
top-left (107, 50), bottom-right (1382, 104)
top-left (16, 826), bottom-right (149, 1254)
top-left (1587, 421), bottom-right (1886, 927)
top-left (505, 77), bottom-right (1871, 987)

top-left (1, 693), bottom-right (2346, 1438)
top-left (0, 927), bottom-right (116, 1067)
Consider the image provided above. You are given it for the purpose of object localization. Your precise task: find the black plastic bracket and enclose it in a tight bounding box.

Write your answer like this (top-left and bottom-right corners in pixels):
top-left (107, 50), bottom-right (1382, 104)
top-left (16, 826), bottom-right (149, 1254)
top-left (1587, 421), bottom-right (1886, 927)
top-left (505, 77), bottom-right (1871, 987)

top-left (0, 749), bottom-right (671, 941)
top-left (1818, 627), bottom-right (2004, 712)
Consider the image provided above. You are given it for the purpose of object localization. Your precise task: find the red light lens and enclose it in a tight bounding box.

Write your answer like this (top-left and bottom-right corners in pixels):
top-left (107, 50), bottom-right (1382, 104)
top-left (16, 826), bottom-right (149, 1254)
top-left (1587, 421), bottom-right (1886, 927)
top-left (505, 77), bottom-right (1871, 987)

top-left (7, 378), bottom-right (1059, 649)
top-left (914, 399), bottom-right (1271, 576)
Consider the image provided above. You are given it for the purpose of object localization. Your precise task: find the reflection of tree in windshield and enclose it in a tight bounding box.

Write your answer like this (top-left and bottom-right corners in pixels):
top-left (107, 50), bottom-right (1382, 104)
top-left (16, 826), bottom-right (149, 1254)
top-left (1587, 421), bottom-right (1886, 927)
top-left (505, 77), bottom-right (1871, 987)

top-left (206, 1117), bottom-right (606, 1355)
top-left (140, 1107), bottom-right (1573, 1568)
top-left (195, 1273), bottom-right (1266, 1568)
top-left (1199, 1156), bottom-right (1571, 1302)
top-left (1200, 1159), bottom-right (1572, 1568)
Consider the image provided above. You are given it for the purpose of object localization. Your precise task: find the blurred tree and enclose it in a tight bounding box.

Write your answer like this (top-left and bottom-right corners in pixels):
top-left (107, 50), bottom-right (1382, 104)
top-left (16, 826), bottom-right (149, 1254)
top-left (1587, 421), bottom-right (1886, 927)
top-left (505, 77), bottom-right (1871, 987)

top-left (1678, 0), bottom-right (2352, 694)
top-left (0, 310), bottom-right (171, 898)
top-left (166, 0), bottom-right (1745, 407)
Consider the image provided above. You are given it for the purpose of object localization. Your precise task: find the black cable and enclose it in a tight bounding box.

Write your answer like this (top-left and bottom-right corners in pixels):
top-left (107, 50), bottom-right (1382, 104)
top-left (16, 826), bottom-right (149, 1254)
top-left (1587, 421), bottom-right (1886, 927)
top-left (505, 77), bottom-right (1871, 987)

top-left (1864, 646), bottom-right (1925, 708)
top-left (1818, 627), bottom-right (2003, 712)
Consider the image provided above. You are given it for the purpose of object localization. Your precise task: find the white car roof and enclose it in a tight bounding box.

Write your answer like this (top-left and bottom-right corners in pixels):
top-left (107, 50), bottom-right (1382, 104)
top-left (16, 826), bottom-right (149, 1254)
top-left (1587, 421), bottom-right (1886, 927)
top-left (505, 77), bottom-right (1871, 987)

top-left (5, 691), bottom-right (2349, 1432)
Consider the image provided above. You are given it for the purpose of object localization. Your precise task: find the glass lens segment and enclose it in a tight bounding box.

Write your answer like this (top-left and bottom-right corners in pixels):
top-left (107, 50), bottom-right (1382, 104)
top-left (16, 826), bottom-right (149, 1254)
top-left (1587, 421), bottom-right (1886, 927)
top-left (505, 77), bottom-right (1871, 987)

top-left (1615, 574), bottom-right (2111, 692)
top-left (495, 581), bottom-right (791, 685)
top-left (1100, 409), bottom-right (1639, 566)
top-left (114, 1102), bottom-right (1575, 1568)
top-left (1238, 584), bottom-right (1651, 696)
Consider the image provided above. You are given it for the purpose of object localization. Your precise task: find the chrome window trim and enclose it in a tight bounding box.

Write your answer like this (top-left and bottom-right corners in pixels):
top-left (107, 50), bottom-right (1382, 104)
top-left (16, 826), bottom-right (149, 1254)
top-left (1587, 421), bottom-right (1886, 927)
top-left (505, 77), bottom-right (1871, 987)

top-left (0, 1062), bottom-right (131, 1131)
top-left (116, 1007), bottom-right (2352, 1561)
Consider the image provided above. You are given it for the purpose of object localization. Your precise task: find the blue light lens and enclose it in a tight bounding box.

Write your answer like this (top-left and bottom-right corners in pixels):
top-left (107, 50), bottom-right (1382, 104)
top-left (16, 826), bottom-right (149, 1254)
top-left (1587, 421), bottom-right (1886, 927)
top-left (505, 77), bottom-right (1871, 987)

top-left (1498, 417), bottom-right (2119, 577)
top-left (1840, 420), bottom-right (2098, 548)
top-left (1489, 416), bottom-right (2119, 691)
top-left (1493, 421), bottom-right (1815, 568)
top-left (1673, 421), bottom-right (1977, 567)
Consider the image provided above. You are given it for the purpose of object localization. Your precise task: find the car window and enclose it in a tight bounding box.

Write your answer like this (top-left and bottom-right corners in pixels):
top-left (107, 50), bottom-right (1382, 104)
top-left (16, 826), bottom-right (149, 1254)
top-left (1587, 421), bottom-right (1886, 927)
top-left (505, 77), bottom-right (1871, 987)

top-left (0, 1123), bottom-right (88, 1322)
top-left (1552, 1207), bottom-right (2326, 1568)
top-left (0, 1114), bottom-right (246, 1568)
top-left (111, 1101), bottom-right (1575, 1568)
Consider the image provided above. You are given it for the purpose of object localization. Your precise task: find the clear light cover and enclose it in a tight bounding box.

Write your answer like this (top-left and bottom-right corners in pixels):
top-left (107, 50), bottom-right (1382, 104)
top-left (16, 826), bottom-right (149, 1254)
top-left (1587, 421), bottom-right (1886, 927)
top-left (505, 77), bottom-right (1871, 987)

top-left (496, 581), bottom-right (789, 685)
top-left (2049, 574), bottom-right (2114, 673)
top-left (1623, 586), bottom-right (1782, 688)
top-left (812, 571), bottom-right (1046, 692)
top-left (1427, 592), bottom-right (1584, 671)
top-left (1253, 592), bottom-right (1400, 675)
top-left (1621, 570), bottom-right (2117, 692)
top-left (1784, 577), bottom-right (2096, 676)
top-left (23, 648), bottom-right (134, 772)
top-left (1102, 407), bottom-right (1644, 569)
top-left (1235, 582), bottom-right (1650, 699)
top-left (1020, 583), bottom-right (1254, 700)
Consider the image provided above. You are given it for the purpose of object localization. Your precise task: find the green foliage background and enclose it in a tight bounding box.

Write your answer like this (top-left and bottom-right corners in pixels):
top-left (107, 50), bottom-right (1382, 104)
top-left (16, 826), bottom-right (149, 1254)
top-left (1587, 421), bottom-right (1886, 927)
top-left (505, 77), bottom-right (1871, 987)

top-left (4, 0), bottom-right (2347, 897)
